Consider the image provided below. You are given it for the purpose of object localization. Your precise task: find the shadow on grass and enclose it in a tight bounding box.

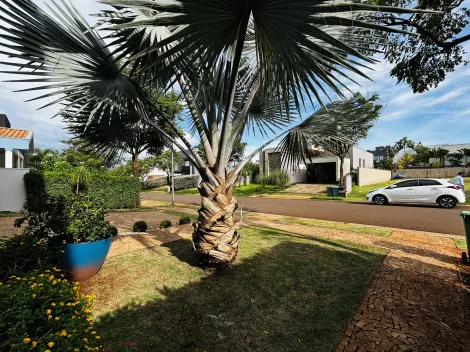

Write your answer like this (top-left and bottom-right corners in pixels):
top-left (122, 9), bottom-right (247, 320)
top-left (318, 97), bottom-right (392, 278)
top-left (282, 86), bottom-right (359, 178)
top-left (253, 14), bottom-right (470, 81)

top-left (161, 238), bottom-right (201, 267)
top-left (95, 234), bottom-right (385, 352)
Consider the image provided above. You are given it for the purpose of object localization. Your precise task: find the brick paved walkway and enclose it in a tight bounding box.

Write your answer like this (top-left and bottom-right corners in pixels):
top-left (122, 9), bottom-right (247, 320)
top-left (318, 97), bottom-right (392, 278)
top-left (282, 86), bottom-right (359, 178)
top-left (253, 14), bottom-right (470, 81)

top-left (247, 215), bottom-right (470, 352)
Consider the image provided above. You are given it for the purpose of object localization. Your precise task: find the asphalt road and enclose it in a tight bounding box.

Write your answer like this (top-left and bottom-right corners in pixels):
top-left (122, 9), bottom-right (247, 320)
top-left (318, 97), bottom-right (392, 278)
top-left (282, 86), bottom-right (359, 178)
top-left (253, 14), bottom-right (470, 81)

top-left (142, 193), bottom-right (466, 236)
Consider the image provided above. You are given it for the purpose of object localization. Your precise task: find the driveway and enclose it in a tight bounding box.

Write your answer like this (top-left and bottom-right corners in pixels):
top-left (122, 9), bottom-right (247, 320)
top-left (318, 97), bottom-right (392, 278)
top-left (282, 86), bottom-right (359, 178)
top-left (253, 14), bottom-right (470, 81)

top-left (141, 193), bottom-right (466, 236)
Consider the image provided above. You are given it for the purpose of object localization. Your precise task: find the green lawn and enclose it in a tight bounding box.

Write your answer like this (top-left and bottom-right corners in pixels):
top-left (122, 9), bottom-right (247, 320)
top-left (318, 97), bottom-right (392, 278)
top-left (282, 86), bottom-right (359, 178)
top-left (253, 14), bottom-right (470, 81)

top-left (277, 217), bottom-right (392, 237)
top-left (176, 183), bottom-right (285, 196)
top-left (88, 227), bottom-right (385, 352)
top-left (454, 238), bottom-right (468, 251)
top-left (0, 212), bottom-right (22, 218)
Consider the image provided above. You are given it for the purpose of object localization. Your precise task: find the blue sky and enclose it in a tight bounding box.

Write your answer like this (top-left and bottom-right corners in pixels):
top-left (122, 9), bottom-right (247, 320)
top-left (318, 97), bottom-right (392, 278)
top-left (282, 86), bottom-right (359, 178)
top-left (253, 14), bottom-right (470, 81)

top-left (0, 0), bottom-right (469, 161)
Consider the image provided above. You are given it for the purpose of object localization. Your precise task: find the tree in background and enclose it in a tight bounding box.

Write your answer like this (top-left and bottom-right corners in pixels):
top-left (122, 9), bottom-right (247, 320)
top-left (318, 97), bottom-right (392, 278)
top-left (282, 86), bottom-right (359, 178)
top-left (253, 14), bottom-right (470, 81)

top-left (154, 151), bottom-right (184, 185)
top-left (412, 143), bottom-right (430, 165)
top-left (0, 0), bottom-right (427, 267)
top-left (67, 92), bottom-right (183, 178)
top-left (427, 147), bottom-right (450, 168)
top-left (61, 139), bottom-right (121, 170)
top-left (447, 153), bottom-right (464, 167)
top-left (396, 153), bottom-right (414, 169)
top-left (372, 0), bottom-right (470, 93)
top-left (458, 148), bottom-right (470, 167)
top-left (279, 93), bottom-right (383, 186)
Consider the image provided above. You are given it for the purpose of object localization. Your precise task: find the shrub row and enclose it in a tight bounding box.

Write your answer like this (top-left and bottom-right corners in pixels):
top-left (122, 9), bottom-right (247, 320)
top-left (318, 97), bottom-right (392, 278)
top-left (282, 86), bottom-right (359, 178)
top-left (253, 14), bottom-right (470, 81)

top-left (256, 170), bottom-right (290, 187)
top-left (24, 170), bottom-right (140, 210)
top-left (142, 176), bottom-right (167, 189)
top-left (143, 175), bottom-right (200, 191)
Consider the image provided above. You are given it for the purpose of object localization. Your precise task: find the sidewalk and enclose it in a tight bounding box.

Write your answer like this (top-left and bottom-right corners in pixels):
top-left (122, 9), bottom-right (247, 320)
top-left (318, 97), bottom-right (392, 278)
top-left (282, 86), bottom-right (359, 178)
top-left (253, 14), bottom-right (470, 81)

top-left (247, 214), bottom-right (470, 352)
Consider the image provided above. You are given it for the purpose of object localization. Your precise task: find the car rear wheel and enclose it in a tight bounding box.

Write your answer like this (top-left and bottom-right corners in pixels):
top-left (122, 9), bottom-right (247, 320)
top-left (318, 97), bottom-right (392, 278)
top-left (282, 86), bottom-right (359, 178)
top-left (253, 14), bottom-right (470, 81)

top-left (373, 195), bottom-right (388, 205)
top-left (437, 196), bottom-right (457, 209)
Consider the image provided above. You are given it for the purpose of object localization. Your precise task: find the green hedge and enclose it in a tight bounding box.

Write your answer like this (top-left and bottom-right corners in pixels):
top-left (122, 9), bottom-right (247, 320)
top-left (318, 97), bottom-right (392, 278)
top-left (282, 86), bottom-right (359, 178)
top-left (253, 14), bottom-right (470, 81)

top-left (143, 175), bottom-right (200, 191)
top-left (24, 170), bottom-right (140, 210)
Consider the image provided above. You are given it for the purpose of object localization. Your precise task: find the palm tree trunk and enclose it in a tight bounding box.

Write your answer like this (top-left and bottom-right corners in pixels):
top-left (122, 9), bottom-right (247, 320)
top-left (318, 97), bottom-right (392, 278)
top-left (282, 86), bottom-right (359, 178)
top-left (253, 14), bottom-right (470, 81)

top-left (193, 170), bottom-right (241, 268)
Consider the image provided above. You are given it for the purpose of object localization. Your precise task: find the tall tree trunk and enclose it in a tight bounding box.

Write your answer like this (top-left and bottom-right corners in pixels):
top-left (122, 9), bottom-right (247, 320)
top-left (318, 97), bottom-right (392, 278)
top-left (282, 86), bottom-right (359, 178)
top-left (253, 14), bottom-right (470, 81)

top-left (131, 151), bottom-right (139, 178)
top-left (193, 169), bottom-right (241, 269)
top-left (339, 156), bottom-right (345, 186)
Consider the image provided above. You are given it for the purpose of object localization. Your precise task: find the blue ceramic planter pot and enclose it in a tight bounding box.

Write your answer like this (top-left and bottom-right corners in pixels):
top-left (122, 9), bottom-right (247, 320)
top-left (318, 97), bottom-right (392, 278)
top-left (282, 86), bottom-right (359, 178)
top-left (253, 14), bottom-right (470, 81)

top-left (51, 236), bottom-right (112, 282)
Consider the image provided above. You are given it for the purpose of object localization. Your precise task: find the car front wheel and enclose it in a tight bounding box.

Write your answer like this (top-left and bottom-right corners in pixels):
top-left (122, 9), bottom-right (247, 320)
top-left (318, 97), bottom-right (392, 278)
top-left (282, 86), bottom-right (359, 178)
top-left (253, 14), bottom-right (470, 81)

top-left (373, 195), bottom-right (388, 206)
top-left (438, 196), bottom-right (457, 209)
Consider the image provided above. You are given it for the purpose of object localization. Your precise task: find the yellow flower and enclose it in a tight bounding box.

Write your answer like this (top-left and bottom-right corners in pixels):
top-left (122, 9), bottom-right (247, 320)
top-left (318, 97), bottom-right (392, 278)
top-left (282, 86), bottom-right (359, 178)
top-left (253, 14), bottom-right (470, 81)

top-left (91, 331), bottom-right (96, 335)
top-left (31, 293), bottom-right (36, 299)
top-left (48, 342), bottom-right (54, 347)
top-left (55, 317), bottom-right (59, 321)
top-left (61, 250), bottom-right (65, 253)
top-left (95, 336), bottom-right (100, 340)
top-left (45, 350), bottom-right (51, 352)
top-left (15, 277), bottom-right (21, 280)
top-left (45, 270), bottom-right (51, 273)
top-left (39, 274), bottom-right (45, 277)
top-left (46, 309), bottom-right (52, 314)
top-left (52, 280), bottom-right (57, 285)
top-left (51, 303), bottom-right (56, 306)
top-left (32, 341), bottom-right (37, 347)
top-left (60, 302), bottom-right (64, 306)
top-left (83, 338), bottom-right (88, 343)
top-left (48, 275), bottom-right (54, 281)
top-left (20, 242), bottom-right (24, 245)
top-left (0, 282), bottom-right (2, 285)
top-left (48, 315), bottom-right (52, 320)
top-left (60, 330), bottom-right (67, 336)
top-left (23, 337), bottom-right (31, 343)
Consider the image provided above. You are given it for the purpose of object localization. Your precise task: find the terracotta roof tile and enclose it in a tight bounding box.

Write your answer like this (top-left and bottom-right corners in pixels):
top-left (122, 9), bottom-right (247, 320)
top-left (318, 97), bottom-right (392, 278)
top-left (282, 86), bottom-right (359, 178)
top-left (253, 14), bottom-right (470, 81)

top-left (0, 127), bottom-right (30, 139)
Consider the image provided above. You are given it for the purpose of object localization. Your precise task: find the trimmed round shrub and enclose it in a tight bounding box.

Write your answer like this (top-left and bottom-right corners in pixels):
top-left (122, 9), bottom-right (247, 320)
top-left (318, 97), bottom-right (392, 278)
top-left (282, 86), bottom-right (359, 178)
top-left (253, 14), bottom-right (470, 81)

top-left (0, 269), bottom-right (102, 351)
top-left (160, 220), bottom-right (172, 229)
top-left (179, 216), bottom-right (192, 225)
top-left (133, 221), bottom-right (148, 232)
top-left (109, 225), bottom-right (119, 236)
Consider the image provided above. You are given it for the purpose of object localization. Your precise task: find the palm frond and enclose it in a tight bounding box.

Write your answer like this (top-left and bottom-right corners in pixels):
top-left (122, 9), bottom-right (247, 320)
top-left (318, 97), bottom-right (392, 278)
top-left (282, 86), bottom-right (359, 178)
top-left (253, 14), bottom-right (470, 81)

top-left (0, 0), bottom-right (153, 127)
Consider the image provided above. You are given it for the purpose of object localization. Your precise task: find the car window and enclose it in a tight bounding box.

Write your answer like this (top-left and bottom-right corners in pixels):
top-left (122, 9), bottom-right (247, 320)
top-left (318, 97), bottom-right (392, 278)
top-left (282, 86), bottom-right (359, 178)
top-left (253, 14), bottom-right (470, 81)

top-left (394, 180), bottom-right (419, 188)
top-left (418, 179), bottom-right (441, 186)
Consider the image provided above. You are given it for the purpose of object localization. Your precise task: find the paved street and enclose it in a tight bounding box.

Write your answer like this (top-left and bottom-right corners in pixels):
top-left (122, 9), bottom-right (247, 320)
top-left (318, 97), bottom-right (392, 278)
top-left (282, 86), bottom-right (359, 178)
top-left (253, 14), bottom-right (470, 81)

top-left (142, 193), bottom-right (466, 236)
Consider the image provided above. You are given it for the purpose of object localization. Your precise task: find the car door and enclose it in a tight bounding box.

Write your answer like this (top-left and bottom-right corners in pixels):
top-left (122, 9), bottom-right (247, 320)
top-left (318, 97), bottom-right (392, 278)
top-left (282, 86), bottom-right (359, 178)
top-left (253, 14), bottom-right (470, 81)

top-left (415, 179), bottom-right (443, 203)
top-left (385, 180), bottom-right (418, 203)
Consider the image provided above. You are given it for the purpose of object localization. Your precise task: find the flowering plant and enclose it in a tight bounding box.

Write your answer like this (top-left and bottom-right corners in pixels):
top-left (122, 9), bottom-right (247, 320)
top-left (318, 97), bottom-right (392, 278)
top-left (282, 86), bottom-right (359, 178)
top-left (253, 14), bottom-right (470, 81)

top-left (0, 269), bottom-right (102, 351)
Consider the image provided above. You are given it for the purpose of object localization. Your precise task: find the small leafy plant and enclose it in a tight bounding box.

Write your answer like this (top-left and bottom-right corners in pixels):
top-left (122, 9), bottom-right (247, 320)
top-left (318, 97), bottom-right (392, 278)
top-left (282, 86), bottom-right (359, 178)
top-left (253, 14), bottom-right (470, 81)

top-left (15, 194), bottom-right (112, 244)
top-left (109, 224), bottom-right (119, 236)
top-left (0, 269), bottom-right (102, 352)
top-left (160, 220), bottom-right (172, 229)
top-left (133, 221), bottom-right (148, 232)
top-left (179, 216), bottom-right (192, 225)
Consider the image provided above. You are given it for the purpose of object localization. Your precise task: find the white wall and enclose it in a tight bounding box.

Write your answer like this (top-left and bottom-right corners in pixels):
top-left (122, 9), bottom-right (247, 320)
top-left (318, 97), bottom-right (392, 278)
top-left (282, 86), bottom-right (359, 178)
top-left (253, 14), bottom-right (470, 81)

top-left (0, 168), bottom-right (29, 212)
top-left (357, 168), bottom-right (391, 187)
top-left (350, 146), bottom-right (374, 169)
top-left (289, 168), bottom-right (308, 184)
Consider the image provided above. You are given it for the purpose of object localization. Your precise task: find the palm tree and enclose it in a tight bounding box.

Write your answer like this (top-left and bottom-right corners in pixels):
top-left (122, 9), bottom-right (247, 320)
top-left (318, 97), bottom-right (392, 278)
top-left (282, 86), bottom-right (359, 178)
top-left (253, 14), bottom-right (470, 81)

top-left (458, 148), bottom-right (470, 167)
top-left (0, 0), bottom-right (426, 267)
top-left (428, 148), bottom-right (450, 168)
top-left (396, 153), bottom-right (414, 169)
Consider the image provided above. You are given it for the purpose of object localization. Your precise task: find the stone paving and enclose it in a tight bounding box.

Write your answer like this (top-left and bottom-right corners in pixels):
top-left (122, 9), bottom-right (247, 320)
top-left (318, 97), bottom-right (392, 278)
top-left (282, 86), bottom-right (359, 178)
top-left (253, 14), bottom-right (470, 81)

top-left (247, 214), bottom-right (470, 352)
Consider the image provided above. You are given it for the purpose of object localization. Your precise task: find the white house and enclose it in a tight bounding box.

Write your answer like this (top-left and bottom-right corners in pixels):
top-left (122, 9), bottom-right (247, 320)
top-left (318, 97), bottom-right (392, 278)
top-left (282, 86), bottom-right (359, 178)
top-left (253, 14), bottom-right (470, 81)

top-left (259, 145), bottom-right (373, 184)
top-left (0, 114), bottom-right (35, 212)
top-left (0, 114), bottom-right (35, 168)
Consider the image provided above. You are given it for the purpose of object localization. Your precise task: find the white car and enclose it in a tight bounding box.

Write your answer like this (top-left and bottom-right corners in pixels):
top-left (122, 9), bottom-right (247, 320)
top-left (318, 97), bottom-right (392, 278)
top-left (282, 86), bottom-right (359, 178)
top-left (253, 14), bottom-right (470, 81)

top-left (366, 178), bottom-right (466, 209)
